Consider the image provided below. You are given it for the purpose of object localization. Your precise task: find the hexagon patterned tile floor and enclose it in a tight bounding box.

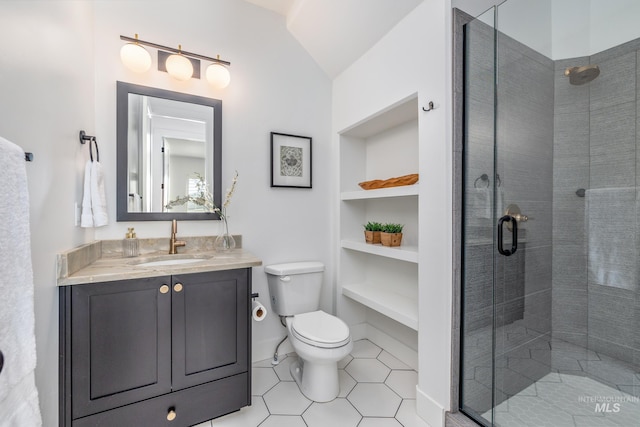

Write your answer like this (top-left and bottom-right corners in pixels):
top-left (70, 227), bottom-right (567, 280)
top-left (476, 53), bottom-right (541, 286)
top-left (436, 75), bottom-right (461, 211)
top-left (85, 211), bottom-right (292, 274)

top-left (191, 339), bottom-right (428, 427)
top-left (480, 373), bottom-right (640, 427)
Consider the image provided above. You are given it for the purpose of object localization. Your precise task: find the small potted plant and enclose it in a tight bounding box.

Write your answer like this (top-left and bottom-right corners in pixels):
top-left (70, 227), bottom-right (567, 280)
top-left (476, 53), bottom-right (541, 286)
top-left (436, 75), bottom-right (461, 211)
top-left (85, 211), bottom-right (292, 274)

top-left (380, 223), bottom-right (404, 247)
top-left (363, 221), bottom-right (383, 244)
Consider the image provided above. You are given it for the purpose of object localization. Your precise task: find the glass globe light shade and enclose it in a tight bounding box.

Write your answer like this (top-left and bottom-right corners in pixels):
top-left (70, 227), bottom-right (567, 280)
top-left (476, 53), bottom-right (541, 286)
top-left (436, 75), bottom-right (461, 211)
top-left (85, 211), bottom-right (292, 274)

top-left (206, 63), bottom-right (231, 89)
top-left (120, 43), bottom-right (151, 73)
top-left (165, 53), bottom-right (193, 81)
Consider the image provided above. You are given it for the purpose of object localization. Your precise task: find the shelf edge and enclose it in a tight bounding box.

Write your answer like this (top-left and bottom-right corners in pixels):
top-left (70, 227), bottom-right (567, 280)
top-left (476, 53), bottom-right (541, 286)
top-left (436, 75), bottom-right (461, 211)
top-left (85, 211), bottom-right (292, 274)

top-left (341, 184), bottom-right (419, 200)
top-left (341, 240), bottom-right (419, 263)
top-left (342, 284), bottom-right (418, 330)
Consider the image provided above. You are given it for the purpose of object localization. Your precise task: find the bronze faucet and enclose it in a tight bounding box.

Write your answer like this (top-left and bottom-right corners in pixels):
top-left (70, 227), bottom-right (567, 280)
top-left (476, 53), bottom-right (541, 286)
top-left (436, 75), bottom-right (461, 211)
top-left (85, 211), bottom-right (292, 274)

top-left (169, 219), bottom-right (186, 254)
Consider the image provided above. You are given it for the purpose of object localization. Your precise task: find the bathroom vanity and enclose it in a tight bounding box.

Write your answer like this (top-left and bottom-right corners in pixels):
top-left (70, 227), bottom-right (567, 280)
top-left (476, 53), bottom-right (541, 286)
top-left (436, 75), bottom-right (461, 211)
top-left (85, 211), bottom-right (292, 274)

top-left (57, 238), bottom-right (261, 427)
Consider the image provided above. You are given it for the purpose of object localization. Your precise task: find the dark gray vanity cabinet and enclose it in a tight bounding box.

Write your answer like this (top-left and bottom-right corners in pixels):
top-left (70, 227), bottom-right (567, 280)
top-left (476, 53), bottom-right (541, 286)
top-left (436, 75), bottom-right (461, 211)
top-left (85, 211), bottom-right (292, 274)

top-left (59, 269), bottom-right (251, 427)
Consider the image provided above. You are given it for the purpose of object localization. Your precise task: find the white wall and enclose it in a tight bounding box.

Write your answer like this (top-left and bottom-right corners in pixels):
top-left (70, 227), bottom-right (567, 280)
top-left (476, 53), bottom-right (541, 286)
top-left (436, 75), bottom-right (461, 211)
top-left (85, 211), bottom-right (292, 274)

top-left (0, 1), bottom-right (332, 425)
top-left (556, 0), bottom-right (640, 59)
top-left (453, 0), bottom-right (553, 58)
top-left (451, 0), bottom-right (496, 18)
top-left (0, 1), bottom-right (96, 424)
top-left (455, 0), bottom-right (640, 60)
top-left (333, 1), bottom-right (453, 425)
top-left (92, 0), bottom-right (333, 365)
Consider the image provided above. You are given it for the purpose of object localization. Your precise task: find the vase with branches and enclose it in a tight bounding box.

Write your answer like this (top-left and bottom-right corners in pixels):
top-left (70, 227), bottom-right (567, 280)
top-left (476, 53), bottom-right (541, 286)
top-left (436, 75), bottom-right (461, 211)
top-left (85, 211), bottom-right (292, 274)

top-left (164, 171), bottom-right (239, 251)
top-left (214, 171), bottom-right (239, 251)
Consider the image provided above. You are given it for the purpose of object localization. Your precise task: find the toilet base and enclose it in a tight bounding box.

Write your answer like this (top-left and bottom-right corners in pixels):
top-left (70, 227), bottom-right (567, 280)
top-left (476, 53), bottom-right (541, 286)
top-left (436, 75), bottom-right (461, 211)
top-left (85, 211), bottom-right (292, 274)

top-left (290, 358), bottom-right (339, 403)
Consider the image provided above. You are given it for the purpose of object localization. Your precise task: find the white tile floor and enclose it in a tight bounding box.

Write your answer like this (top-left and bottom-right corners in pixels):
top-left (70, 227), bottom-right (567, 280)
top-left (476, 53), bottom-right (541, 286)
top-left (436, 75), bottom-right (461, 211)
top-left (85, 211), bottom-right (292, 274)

top-left (194, 340), bottom-right (429, 427)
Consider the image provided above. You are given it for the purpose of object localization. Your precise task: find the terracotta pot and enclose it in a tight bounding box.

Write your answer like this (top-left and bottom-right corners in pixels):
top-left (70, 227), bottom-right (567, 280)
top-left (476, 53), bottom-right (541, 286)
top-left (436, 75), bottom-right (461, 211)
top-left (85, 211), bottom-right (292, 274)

top-left (380, 232), bottom-right (402, 247)
top-left (364, 230), bottom-right (381, 244)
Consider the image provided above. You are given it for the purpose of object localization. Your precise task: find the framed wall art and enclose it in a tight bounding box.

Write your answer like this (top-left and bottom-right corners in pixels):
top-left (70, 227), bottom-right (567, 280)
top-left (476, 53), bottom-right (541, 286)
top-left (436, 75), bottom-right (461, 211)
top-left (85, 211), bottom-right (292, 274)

top-left (270, 132), bottom-right (312, 188)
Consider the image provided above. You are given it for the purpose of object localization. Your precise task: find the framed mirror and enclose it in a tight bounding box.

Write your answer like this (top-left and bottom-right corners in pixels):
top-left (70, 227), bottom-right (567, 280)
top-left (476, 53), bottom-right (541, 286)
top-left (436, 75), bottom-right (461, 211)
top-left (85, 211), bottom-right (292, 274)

top-left (116, 82), bottom-right (222, 221)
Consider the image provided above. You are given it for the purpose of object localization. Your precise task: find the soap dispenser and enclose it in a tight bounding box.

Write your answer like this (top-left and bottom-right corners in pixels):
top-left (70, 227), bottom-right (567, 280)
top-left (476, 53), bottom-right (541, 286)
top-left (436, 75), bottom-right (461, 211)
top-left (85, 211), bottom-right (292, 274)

top-left (123, 227), bottom-right (139, 257)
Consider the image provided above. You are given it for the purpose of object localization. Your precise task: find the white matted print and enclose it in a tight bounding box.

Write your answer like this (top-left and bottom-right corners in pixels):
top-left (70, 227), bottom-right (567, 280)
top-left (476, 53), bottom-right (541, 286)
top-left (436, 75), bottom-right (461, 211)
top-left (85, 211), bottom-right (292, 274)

top-left (270, 132), bottom-right (312, 188)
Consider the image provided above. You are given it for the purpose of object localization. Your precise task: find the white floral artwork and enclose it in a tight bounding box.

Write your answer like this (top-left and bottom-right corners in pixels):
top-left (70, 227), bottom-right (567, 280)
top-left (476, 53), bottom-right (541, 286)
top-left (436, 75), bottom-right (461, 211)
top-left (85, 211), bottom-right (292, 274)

top-left (280, 145), bottom-right (303, 177)
top-left (270, 132), bottom-right (312, 188)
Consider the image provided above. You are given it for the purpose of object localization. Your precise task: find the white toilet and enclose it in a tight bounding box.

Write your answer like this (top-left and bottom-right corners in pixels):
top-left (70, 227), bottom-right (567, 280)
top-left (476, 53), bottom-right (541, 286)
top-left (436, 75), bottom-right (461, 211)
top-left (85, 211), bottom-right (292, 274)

top-left (265, 261), bottom-right (352, 402)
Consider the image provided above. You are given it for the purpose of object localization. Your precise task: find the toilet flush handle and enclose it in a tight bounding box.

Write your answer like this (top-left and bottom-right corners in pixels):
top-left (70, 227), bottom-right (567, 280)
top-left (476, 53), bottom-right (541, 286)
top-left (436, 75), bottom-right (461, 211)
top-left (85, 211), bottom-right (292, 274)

top-left (280, 276), bottom-right (291, 282)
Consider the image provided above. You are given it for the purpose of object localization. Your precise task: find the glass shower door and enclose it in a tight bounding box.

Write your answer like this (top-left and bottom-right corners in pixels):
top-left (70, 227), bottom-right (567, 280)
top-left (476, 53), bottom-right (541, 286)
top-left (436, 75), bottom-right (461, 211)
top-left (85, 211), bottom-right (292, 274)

top-left (461, 1), bottom-right (640, 426)
top-left (460, 6), bottom-right (497, 426)
top-left (492, 0), bottom-right (556, 424)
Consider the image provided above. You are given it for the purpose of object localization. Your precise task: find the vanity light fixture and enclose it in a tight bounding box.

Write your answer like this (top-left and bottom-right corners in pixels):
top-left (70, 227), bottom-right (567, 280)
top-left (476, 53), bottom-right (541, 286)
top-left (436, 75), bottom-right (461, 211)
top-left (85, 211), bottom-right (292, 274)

top-left (119, 34), bottom-right (152, 73)
top-left (165, 45), bottom-right (193, 81)
top-left (119, 35), bottom-right (231, 88)
top-left (206, 57), bottom-right (231, 89)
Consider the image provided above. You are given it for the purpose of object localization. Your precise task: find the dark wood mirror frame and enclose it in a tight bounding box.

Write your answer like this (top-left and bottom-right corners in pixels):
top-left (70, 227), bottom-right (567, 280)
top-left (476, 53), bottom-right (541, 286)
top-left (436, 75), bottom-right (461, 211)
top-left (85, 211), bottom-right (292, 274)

top-left (116, 81), bottom-right (222, 221)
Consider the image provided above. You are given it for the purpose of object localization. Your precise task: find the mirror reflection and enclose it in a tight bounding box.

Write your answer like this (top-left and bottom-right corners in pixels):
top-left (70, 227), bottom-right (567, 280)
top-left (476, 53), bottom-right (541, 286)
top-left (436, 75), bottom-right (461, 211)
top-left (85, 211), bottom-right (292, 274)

top-left (117, 82), bottom-right (221, 221)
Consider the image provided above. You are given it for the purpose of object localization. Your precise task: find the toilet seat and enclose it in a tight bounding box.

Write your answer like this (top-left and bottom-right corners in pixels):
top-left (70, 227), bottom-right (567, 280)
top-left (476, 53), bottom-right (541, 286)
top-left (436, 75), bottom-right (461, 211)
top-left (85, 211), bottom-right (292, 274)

top-left (291, 310), bottom-right (350, 349)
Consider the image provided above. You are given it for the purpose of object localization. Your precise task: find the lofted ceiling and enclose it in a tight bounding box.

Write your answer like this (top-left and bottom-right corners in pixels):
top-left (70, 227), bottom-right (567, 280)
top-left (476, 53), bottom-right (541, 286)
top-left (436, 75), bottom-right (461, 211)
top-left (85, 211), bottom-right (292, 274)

top-left (244, 0), bottom-right (423, 78)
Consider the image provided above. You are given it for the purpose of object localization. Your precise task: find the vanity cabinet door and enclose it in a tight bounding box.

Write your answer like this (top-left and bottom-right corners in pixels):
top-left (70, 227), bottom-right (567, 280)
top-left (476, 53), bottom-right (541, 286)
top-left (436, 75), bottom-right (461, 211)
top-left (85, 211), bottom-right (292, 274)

top-left (70, 276), bottom-right (172, 419)
top-left (171, 269), bottom-right (250, 391)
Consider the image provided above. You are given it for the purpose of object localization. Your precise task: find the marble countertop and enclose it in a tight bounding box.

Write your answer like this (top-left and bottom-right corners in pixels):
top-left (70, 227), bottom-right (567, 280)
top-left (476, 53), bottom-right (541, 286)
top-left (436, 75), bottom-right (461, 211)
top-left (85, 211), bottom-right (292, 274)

top-left (57, 237), bottom-right (262, 286)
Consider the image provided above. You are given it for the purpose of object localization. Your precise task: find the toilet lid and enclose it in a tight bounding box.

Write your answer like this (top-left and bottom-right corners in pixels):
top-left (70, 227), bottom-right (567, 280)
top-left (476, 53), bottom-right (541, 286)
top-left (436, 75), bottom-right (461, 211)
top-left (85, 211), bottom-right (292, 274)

top-left (291, 311), bottom-right (350, 349)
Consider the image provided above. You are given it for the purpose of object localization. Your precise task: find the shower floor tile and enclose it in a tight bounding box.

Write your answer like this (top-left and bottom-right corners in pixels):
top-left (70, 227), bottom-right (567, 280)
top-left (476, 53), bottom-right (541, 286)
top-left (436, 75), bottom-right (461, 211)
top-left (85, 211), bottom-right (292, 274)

top-left (464, 319), bottom-right (640, 426)
top-left (483, 373), bottom-right (640, 427)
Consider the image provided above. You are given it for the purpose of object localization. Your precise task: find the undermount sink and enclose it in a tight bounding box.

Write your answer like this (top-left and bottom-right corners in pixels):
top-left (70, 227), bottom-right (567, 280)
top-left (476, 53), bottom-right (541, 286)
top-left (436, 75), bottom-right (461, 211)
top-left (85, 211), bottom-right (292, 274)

top-left (133, 255), bottom-right (211, 267)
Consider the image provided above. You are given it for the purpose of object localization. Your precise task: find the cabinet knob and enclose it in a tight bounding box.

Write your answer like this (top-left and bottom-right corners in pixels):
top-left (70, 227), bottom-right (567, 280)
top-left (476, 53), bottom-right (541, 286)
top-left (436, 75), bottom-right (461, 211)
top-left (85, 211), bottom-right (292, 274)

top-left (173, 283), bottom-right (183, 293)
top-left (159, 285), bottom-right (169, 294)
top-left (167, 408), bottom-right (177, 421)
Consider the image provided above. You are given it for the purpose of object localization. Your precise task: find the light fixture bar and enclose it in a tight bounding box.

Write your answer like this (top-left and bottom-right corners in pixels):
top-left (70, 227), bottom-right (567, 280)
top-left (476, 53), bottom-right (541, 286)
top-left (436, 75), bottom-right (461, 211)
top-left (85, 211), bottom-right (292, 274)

top-left (120, 35), bottom-right (231, 66)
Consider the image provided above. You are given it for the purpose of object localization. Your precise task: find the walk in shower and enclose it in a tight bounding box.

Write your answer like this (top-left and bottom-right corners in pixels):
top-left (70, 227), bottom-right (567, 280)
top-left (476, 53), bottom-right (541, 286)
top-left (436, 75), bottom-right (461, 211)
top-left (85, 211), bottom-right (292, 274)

top-left (460, 1), bottom-right (640, 425)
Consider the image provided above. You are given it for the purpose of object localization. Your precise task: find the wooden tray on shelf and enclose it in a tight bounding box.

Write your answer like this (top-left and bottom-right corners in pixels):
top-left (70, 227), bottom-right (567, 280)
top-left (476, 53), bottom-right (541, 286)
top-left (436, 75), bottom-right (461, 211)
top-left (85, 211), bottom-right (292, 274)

top-left (358, 173), bottom-right (419, 190)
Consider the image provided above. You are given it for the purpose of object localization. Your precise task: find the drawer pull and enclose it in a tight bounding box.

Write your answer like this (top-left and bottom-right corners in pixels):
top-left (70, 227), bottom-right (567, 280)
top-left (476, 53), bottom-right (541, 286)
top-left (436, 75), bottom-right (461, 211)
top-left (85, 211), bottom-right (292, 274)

top-left (174, 283), bottom-right (183, 292)
top-left (159, 285), bottom-right (169, 294)
top-left (167, 408), bottom-right (177, 421)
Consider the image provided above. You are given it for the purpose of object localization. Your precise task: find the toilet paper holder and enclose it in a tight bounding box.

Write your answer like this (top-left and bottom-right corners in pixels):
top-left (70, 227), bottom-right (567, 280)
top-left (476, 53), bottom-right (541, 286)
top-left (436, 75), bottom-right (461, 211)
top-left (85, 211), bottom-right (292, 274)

top-left (251, 293), bottom-right (267, 323)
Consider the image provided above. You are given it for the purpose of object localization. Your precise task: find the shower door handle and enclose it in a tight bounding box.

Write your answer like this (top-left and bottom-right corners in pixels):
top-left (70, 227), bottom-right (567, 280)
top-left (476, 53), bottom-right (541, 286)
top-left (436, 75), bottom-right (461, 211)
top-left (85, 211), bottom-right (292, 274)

top-left (498, 215), bottom-right (518, 256)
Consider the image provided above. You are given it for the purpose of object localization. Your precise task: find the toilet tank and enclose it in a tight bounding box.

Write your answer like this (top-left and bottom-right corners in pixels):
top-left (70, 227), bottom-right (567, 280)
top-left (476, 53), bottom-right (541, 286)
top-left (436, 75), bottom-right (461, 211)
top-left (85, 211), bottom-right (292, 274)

top-left (265, 261), bottom-right (324, 316)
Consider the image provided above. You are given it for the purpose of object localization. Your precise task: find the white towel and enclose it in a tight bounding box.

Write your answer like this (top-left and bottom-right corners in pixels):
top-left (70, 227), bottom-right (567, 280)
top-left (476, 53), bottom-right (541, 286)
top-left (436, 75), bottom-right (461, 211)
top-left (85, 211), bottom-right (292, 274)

top-left (80, 160), bottom-right (108, 228)
top-left (80, 161), bottom-right (93, 227)
top-left (466, 187), bottom-right (505, 219)
top-left (91, 161), bottom-right (108, 227)
top-left (0, 136), bottom-right (42, 426)
top-left (585, 187), bottom-right (637, 290)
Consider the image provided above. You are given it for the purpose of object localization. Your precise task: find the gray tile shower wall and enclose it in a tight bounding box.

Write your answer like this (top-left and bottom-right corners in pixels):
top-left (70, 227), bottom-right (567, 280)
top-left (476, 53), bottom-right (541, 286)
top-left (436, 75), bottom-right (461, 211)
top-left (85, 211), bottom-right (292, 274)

top-left (553, 55), bottom-right (591, 349)
top-left (552, 39), bottom-right (640, 364)
top-left (495, 29), bottom-right (554, 342)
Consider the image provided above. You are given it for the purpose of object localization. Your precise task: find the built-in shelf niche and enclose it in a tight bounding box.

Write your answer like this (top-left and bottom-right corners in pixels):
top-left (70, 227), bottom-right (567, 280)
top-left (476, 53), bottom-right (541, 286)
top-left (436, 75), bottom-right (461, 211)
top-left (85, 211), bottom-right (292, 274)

top-left (337, 94), bottom-right (420, 331)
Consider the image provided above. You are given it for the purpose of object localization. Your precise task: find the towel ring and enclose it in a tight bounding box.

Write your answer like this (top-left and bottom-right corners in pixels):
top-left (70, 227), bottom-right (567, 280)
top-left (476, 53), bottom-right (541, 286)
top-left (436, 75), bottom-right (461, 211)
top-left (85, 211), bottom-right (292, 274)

top-left (474, 174), bottom-right (490, 188)
top-left (79, 130), bottom-right (99, 162)
top-left (90, 139), bottom-right (99, 162)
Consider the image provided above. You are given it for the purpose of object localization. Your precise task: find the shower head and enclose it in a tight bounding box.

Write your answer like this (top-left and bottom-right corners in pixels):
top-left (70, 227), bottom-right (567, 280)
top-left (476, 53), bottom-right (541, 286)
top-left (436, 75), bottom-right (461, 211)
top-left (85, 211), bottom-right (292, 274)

top-left (564, 65), bottom-right (600, 85)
